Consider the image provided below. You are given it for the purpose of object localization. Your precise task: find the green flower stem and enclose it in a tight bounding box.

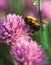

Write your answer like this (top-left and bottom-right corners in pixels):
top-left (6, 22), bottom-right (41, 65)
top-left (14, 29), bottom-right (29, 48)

top-left (38, 0), bottom-right (43, 28)
top-left (41, 25), bottom-right (49, 49)
top-left (38, 0), bottom-right (49, 49)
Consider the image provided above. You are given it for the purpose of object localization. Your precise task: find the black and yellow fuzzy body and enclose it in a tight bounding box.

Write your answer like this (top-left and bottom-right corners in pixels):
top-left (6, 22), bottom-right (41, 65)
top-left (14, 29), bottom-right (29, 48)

top-left (24, 16), bottom-right (40, 33)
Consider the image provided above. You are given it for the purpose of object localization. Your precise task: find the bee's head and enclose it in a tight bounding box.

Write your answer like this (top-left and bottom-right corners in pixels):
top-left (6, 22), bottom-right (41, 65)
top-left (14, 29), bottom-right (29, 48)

top-left (24, 17), bottom-right (31, 22)
top-left (33, 25), bottom-right (40, 31)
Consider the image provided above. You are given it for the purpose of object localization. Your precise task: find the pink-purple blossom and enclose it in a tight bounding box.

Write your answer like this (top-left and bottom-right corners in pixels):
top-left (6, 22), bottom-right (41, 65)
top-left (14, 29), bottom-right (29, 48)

top-left (0, 14), bottom-right (30, 44)
top-left (0, 18), bottom-right (6, 43)
top-left (42, 0), bottom-right (51, 19)
top-left (10, 38), bottom-right (47, 65)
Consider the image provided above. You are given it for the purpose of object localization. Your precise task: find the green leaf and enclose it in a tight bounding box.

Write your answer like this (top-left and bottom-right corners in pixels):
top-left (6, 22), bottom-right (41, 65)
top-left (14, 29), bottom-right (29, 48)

top-left (46, 21), bottom-right (51, 57)
top-left (40, 21), bottom-right (51, 65)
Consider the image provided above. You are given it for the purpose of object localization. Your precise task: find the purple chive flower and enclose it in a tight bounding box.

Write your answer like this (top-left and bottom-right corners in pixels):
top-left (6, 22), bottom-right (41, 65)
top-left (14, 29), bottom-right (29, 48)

top-left (10, 38), bottom-right (47, 65)
top-left (0, 18), bottom-right (6, 43)
top-left (0, 14), bottom-right (30, 44)
top-left (0, 0), bottom-right (9, 13)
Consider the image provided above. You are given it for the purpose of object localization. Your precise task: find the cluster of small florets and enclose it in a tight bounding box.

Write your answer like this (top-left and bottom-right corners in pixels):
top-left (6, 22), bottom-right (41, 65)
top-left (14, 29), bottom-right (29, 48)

top-left (0, 14), bottom-right (30, 44)
top-left (0, 14), bottom-right (47, 65)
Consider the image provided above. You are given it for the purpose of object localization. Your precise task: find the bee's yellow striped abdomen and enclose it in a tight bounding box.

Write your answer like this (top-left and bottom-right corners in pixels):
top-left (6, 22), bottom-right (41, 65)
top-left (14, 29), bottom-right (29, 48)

top-left (27, 16), bottom-right (40, 26)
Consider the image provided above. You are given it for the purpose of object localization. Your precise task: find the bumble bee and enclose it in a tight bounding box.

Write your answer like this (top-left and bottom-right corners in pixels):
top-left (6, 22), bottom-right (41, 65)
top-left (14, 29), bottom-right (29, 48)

top-left (24, 16), bottom-right (40, 33)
